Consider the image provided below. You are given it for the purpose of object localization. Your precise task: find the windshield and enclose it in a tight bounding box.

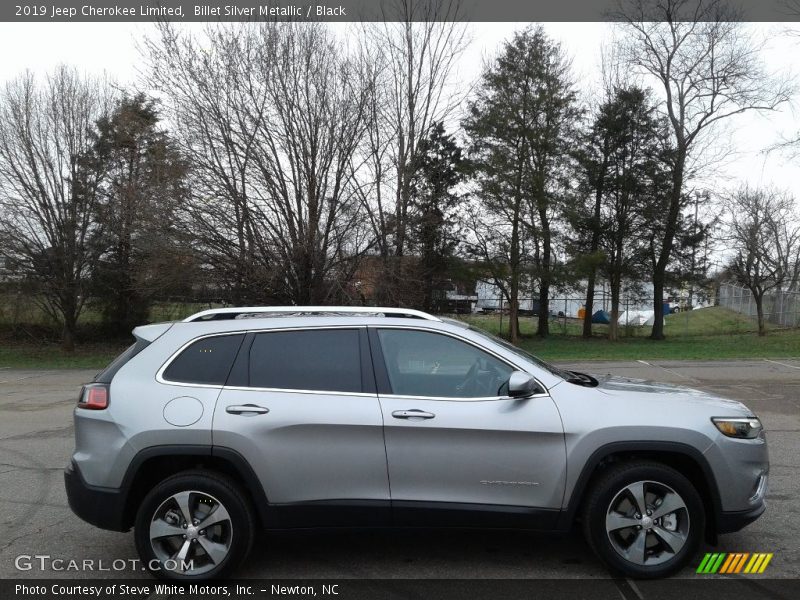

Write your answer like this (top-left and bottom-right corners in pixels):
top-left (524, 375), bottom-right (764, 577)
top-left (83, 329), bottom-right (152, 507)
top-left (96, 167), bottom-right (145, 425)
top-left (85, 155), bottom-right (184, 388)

top-left (467, 326), bottom-right (571, 381)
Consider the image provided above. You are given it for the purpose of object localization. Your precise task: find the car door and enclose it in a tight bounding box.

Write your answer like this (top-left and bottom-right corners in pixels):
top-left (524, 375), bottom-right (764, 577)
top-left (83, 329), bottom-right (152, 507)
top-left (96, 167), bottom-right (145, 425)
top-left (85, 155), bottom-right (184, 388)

top-left (370, 327), bottom-right (566, 527)
top-left (213, 326), bottom-right (390, 525)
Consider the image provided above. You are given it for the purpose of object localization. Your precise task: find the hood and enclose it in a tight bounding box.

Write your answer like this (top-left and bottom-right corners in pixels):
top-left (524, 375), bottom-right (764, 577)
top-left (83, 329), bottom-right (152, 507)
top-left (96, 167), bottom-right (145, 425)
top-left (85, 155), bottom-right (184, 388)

top-left (591, 374), bottom-right (753, 415)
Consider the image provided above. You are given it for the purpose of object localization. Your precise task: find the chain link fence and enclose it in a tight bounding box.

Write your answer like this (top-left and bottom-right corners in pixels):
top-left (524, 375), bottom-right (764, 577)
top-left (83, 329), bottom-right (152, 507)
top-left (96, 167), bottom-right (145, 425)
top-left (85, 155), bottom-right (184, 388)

top-left (459, 292), bottom-right (667, 338)
top-left (718, 282), bottom-right (800, 329)
top-left (4, 284), bottom-right (797, 342)
top-left (455, 286), bottom-right (788, 338)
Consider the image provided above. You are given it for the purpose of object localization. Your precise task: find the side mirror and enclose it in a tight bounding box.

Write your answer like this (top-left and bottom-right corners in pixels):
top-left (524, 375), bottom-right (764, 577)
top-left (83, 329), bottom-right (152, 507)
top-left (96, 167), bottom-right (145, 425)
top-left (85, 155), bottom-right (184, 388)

top-left (508, 370), bottom-right (541, 398)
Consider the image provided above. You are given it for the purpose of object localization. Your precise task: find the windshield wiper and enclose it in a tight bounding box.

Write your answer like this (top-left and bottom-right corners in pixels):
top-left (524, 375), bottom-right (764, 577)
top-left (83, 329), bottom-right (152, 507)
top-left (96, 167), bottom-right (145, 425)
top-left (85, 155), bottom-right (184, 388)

top-left (566, 371), bottom-right (599, 387)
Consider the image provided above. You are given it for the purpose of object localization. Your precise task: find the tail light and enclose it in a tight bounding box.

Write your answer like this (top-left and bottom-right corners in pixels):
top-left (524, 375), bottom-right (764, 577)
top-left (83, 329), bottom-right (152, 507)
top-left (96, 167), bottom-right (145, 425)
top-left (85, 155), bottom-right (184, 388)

top-left (77, 383), bottom-right (109, 410)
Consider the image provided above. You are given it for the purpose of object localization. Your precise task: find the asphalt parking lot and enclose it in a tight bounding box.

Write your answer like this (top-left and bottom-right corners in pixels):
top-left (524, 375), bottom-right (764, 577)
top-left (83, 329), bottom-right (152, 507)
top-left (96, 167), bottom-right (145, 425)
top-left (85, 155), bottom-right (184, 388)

top-left (1, 359), bottom-right (799, 581)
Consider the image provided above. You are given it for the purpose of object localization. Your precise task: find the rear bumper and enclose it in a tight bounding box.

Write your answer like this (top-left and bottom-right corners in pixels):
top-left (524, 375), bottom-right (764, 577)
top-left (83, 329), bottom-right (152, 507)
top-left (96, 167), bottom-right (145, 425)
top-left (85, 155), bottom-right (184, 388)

top-left (64, 460), bottom-right (129, 532)
top-left (717, 500), bottom-right (766, 534)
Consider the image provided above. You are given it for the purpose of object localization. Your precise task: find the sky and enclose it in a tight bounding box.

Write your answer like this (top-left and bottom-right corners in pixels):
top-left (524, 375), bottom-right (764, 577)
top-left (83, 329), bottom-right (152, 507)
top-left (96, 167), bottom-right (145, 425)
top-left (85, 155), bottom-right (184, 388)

top-left (0, 20), bottom-right (799, 210)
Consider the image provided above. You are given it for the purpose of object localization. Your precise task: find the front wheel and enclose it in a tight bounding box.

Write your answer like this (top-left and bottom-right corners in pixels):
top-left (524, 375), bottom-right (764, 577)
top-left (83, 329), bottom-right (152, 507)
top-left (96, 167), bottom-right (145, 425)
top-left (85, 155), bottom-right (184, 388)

top-left (582, 461), bottom-right (705, 578)
top-left (134, 470), bottom-right (255, 580)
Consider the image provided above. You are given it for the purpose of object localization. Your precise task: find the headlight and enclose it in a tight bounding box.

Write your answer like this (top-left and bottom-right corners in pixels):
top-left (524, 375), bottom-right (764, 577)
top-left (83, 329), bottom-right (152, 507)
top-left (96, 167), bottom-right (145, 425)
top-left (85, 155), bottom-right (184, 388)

top-left (712, 417), bottom-right (763, 439)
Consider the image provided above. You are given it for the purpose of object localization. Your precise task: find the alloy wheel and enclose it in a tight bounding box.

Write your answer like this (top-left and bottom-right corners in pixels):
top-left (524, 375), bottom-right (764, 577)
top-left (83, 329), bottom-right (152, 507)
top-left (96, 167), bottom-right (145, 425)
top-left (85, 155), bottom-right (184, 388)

top-left (605, 480), bottom-right (690, 567)
top-left (149, 490), bottom-right (233, 576)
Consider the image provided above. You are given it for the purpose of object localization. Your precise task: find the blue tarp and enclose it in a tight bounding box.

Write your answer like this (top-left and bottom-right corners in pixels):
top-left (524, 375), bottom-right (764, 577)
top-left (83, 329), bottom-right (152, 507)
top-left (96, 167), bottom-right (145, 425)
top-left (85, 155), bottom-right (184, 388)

top-left (592, 310), bottom-right (611, 324)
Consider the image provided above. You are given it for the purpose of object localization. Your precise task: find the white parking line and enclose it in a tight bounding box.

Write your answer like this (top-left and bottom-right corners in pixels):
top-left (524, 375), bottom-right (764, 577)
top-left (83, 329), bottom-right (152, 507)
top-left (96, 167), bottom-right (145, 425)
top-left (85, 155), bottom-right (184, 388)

top-left (0, 375), bottom-right (38, 384)
top-left (763, 358), bottom-right (800, 370)
top-left (636, 359), bottom-right (693, 380)
top-left (626, 578), bottom-right (645, 600)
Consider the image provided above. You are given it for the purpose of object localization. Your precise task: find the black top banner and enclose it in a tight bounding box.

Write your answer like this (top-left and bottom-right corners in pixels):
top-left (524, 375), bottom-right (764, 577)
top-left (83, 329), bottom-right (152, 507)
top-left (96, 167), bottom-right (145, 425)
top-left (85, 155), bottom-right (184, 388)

top-left (2, 0), bottom-right (800, 23)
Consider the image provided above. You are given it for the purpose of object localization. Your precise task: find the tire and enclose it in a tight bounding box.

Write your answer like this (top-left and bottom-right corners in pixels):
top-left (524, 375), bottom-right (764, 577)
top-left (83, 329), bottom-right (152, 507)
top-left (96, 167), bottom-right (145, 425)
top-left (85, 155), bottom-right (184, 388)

top-left (582, 461), bottom-right (705, 579)
top-left (134, 470), bottom-right (255, 580)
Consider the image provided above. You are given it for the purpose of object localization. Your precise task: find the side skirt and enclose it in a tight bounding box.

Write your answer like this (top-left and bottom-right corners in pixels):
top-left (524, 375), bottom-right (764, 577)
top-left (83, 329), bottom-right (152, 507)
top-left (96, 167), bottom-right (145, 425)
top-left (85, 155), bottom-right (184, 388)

top-left (263, 500), bottom-right (562, 531)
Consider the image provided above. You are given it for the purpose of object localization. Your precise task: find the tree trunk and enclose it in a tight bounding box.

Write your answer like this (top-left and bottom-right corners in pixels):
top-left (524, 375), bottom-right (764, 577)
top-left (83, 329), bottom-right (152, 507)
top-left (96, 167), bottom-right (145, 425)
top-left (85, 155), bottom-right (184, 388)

top-left (508, 294), bottom-right (520, 343)
top-left (422, 269), bottom-right (434, 313)
top-left (508, 256), bottom-right (521, 343)
top-left (651, 273), bottom-right (665, 340)
top-left (537, 285), bottom-right (549, 337)
top-left (61, 314), bottom-right (77, 352)
top-left (583, 150), bottom-right (607, 338)
top-left (583, 270), bottom-right (596, 338)
top-left (755, 293), bottom-right (766, 336)
top-left (537, 199), bottom-right (551, 338)
top-left (650, 149), bottom-right (686, 340)
top-left (508, 195), bottom-right (522, 343)
top-left (609, 275), bottom-right (620, 342)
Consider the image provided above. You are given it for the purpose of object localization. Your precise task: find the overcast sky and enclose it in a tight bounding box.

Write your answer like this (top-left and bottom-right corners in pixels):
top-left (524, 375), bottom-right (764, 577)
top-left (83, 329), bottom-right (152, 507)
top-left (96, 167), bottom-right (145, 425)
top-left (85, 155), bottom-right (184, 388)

top-left (1, 21), bottom-right (798, 210)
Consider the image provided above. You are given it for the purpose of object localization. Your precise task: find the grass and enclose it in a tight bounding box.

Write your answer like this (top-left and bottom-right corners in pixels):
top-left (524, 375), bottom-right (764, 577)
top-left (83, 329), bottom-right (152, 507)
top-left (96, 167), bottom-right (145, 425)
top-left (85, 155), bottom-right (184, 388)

top-left (0, 342), bottom-right (128, 370)
top-left (0, 305), bottom-right (797, 370)
top-left (0, 295), bottom-right (217, 327)
top-left (460, 305), bottom-right (772, 339)
top-left (458, 306), bottom-right (798, 361)
top-left (0, 298), bottom-right (217, 369)
top-left (514, 329), bottom-right (800, 361)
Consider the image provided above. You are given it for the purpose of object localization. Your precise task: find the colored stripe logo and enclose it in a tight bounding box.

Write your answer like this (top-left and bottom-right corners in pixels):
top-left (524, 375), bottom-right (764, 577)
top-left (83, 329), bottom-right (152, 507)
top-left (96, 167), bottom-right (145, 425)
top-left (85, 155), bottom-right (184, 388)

top-left (697, 552), bottom-right (773, 574)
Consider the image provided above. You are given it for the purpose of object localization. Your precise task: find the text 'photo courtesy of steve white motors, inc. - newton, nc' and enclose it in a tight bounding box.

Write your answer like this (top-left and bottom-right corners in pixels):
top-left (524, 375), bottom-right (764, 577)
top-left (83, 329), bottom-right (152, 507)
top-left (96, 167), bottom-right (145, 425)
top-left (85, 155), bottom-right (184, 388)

top-left (14, 583), bottom-right (338, 597)
top-left (14, 3), bottom-right (348, 18)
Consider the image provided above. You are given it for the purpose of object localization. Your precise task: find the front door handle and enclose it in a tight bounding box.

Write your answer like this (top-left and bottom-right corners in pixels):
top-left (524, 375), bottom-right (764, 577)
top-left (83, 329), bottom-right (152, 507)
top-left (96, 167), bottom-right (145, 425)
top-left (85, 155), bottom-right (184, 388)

top-left (226, 404), bottom-right (269, 415)
top-left (392, 409), bottom-right (435, 420)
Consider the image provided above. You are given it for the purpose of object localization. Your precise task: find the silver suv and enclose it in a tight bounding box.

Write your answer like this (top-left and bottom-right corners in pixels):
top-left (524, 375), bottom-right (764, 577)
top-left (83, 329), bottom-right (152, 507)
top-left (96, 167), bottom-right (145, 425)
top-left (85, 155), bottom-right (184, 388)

top-left (64, 306), bottom-right (768, 580)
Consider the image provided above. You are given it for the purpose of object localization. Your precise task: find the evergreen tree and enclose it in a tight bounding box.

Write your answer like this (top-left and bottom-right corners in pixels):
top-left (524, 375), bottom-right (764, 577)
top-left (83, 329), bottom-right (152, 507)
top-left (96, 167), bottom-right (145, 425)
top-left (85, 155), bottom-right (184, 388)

top-left (409, 122), bottom-right (465, 312)
top-left (90, 94), bottom-right (189, 334)
top-left (597, 87), bottom-right (672, 340)
top-left (464, 25), bottom-right (580, 340)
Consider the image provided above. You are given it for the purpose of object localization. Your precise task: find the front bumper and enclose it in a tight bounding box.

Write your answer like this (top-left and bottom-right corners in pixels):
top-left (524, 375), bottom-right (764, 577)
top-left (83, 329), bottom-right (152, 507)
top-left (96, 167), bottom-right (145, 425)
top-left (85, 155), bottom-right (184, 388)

top-left (717, 500), bottom-right (766, 534)
top-left (64, 460), bottom-right (129, 532)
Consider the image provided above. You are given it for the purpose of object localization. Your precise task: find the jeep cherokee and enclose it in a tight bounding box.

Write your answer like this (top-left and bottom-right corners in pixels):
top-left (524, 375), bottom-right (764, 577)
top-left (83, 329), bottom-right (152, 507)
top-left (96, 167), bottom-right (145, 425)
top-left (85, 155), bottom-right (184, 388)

top-left (64, 306), bottom-right (768, 580)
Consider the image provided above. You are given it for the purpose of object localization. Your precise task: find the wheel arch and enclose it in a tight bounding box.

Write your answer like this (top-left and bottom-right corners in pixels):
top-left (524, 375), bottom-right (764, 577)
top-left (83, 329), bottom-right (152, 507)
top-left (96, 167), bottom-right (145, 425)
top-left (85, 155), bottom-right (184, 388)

top-left (119, 445), bottom-right (269, 531)
top-left (560, 441), bottom-right (722, 543)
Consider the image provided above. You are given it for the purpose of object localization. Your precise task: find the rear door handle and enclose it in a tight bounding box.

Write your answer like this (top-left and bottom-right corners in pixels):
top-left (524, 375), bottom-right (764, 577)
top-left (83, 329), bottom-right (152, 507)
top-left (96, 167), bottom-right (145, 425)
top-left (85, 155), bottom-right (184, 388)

top-left (392, 409), bottom-right (435, 420)
top-left (226, 404), bottom-right (269, 415)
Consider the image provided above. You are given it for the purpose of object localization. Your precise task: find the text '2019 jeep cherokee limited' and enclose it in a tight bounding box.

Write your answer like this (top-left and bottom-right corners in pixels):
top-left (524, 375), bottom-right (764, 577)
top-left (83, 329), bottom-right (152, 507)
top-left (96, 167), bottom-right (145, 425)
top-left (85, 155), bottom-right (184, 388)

top-left (65, 306), bottom-right (768, 580)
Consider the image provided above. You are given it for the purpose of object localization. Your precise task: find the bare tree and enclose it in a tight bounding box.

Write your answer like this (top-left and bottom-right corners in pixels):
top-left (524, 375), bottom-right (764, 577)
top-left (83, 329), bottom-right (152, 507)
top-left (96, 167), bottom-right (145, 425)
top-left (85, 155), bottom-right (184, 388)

top-left (360, 0), bottom-right (469, 303)
top-left (144, 22), bottom-right (377, 305)
top-left (0, 67), bottom-right (111, 350)
top-left (617, 0), bottom-right (793, 339)
top-left (725, 186), bottom-right (800, 335)
top-left (144, 22), bottom-right (269, 303)
top-left (246, 22), bottom-right (378, 304)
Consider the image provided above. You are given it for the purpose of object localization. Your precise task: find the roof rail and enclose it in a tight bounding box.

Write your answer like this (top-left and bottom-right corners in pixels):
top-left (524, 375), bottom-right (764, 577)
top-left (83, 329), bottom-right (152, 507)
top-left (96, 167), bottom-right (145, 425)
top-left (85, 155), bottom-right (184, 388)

top-left (182, 306), bottom-right (441, 323)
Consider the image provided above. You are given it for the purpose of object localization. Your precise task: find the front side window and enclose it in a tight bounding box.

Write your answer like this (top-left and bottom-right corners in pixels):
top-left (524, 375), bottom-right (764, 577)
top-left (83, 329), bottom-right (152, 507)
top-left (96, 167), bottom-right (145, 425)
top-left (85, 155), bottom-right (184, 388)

top-left (377, 329), bottom-right (514, 398)
top-left (249, 329), bottom-right (362, 393)
top-left (468, 325), bottom-right (571, 381)
top-left (162, 334), bottom-right (244, 385)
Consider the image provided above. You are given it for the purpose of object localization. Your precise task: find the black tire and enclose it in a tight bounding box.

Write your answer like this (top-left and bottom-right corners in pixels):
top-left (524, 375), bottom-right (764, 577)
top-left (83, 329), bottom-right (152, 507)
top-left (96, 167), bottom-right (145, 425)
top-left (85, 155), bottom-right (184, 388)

top-left (582, 461), bottom-right (705, 579)
top-left (134, 470), bottom-right (255, 580)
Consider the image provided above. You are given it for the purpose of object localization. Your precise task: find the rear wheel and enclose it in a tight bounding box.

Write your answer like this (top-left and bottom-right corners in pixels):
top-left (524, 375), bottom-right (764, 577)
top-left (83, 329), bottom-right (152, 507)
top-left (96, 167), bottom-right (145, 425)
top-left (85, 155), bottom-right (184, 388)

top-left (582, 461), bottom-right (704, 578)
top-left (134, 470), bottom-right (254, 580)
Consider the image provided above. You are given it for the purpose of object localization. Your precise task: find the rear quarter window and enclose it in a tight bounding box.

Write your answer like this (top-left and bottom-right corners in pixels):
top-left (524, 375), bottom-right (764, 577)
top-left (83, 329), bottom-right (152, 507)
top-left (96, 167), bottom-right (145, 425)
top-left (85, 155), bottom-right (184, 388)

top-left (94, 339), bottom-right (150, 384)
top-left (162, 334), bottom-right (245, 386)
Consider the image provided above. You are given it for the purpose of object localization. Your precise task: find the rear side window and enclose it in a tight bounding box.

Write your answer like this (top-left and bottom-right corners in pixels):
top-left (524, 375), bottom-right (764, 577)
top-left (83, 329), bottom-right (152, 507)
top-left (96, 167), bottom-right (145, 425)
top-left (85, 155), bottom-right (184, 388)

top-left (249, 329), bottom-right (361, 393)
top-left (162, 334), bottom-right (244, 385)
